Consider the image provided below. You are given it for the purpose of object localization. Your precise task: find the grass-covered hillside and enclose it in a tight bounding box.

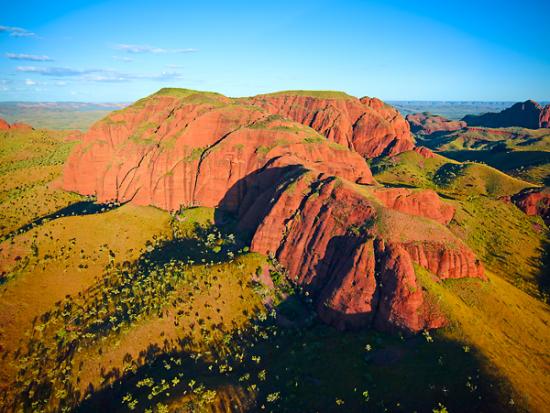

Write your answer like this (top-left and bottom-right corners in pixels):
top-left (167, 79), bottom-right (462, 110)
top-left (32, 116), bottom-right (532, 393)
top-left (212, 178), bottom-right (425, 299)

top-left (0, 120), bottom-right (549, 413)
top-left (372, 150), bottom-right (546, 299)
top-left (415, 126), bottom-right (550, 185)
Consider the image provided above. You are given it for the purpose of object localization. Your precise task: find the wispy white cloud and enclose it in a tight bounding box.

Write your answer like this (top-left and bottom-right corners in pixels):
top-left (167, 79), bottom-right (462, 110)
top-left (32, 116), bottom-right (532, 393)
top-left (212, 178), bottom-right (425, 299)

top-left (25, 78), bottom-right (36, 86)
top-left (16, 66), bottom-right (89, 76)
top-left (83, 70), bottom-right (184, 82)
top-left (166, 64), bottom-right (184, 69)
top-left (0, 25), bottom-right (35, 37)
top-left (6, 53), bottom-right (53, 61)
top-left (16, 65), bottom-right (184, 83)
top-left (114, 44), bottom-right (197, 54)
top-left (112, 55), bottom-right (134, 62)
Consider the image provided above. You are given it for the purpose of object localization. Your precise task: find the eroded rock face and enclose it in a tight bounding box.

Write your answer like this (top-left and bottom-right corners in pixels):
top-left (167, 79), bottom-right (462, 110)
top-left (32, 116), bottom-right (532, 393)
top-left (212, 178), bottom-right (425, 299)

top-left (370, 187), bottom-right (455, 225)
top-left (540, 106), bottom-right (550, 128)
top-left (63, 92), bottom-right (375, 211)
top-left (247, 93), bottom-right (415, 158)
top-left (0, 118), bottom-right (34, 131)
top-left (407, 113), bottom-right (466, 135)
top-left (413, 146), bottom-right (436, 158)
top-left (63, 88), bottom-right (485, 333)
top-left (246, 171), bottom-right (483, 332)
top-left (462, 100), bottom-right (550, 129)
top-left (512, 187), bottom-right (550, 225)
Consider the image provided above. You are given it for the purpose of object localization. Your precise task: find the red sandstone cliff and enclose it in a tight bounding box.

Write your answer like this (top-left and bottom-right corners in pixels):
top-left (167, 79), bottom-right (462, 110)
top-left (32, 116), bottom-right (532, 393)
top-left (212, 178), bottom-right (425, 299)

top-left (246, 93), bottom-right (415, 158)
top-left (0, 118), bottom-right (33, 131)
top-left (512, 187), bottom-right (550, 226)
top-left (540, 105), bottom-right (550, 128)
top-left (247, 172), bottom-right (482, 332)
top-left (407, 113), bottom-right (466, 135)
top-left (0, 118), bottom-right (9, 130)
top-left (63, 92), bottom-right (374, 210)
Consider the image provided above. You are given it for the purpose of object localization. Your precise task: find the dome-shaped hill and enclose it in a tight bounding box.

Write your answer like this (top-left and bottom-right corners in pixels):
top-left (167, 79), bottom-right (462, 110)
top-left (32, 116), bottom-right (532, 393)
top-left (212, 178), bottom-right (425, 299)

top-left (372, 149), bottom-right (534, 198)
top-left (420, 126), bottom-right (550, 152)
top-left (372, 149), bottom-right (456, 189)
top-left (63, 90), bottom-right (376, 211)
top-left (247, 91), bottom-right (415, 158)
top-left (433, 162), bottom-right (534, 197)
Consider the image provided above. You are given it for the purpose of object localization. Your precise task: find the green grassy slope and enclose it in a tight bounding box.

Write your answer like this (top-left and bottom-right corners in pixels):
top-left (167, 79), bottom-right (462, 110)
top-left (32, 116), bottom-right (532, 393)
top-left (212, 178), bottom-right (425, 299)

top-left (416, 126), bottom-right (550, 185)
top-left (0, 99), bottom-right (548, 413)
top-left (373, 150), bottom-right (534, 197)
top-left (372, 150), bottom-right (546, 299)
top-left (0, 128), bottom-right (84, 237)
top-left (255, 90), bottom-right (355, 99)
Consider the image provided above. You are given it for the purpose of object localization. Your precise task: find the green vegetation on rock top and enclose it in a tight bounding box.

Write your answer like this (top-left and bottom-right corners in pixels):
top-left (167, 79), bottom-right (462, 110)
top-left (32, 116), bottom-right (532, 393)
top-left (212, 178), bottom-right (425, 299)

top-left (153, 87), bottom-right (227, 100)
top-left (256, 90), bottom-right (356, 99)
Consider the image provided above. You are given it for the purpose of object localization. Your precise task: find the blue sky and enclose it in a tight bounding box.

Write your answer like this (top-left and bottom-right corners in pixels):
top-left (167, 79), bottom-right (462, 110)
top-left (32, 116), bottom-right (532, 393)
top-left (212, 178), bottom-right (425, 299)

top-left (1, 0), bottom-right (549, 102)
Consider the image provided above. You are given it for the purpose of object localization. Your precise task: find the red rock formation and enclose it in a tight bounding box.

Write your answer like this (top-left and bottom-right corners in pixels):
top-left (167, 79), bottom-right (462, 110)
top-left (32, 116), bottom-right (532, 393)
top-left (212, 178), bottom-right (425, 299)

top-left (407, 112), bottom-right (466, 135)
top-left (413, 146), bottom-right (436, 158)
top-left (0, 118), bottom-right (33, 131)
top-left (248, 171), bottom-right (483, 332)
top-left (512, 187), bottom-right (550, 225)
top-left (63, 90), bottom-right (375, 211)
top-left (0, 118), bottom-right (9, 130)
top-left (63, 88), bottom-right (485, 333)
top-left (462, 100), bottom-right (549, 129)
top-left (540, 105), bottom-right (550, 128)
top-left (10, 122), bottom-right (34, 131)
top-left (370, 187), bottom-right (455, 225)
top-left (247, 92), bottom-right (415, 158)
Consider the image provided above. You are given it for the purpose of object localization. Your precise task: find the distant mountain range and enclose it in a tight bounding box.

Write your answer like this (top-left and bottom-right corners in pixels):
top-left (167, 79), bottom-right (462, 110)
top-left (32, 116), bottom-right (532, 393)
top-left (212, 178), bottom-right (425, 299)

top-left (0, 101), bottom-right (130, 130)
top-left (390, 100), bottom-right (550, 120)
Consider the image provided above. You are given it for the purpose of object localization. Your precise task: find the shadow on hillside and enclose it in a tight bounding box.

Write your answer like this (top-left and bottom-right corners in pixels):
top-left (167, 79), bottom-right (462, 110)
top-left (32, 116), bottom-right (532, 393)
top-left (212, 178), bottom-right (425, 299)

top-left (74, 312), bottom-right (517, 413)
top-left (535, 236), bottom-right (550, 300)
top-left (9, 162), bottom-right (523, 413)
top-left (136, 217), bottom-right (241, 270)
top-left (376, 182), bottom-right (419, 189)
top-left (1, 200), bottom-right (121, 241)
top-left (213, 163), bottom-right (307, 241)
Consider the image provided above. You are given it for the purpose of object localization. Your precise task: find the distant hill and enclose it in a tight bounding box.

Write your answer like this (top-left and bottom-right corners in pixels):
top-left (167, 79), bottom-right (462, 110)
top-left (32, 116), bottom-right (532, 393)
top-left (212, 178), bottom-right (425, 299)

top-left (462, 100), bottom-right (550, 129)
top-left (390, 101), bottom-right (517, 120)
top-left (0, 101), bottom-right (129, 130)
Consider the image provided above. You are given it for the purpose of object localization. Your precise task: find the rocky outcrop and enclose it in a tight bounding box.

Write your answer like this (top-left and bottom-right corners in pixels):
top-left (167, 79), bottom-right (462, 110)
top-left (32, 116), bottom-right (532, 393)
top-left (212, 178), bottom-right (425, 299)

top-left (63, 88), bottom-right (485, 334)
top-left (407, 112), bottom-right (466, 135)
top-left (247, 171), bottom-right (483, 332)
top-left (247, 92), bottom-right (415, 158)
top-left (370, 187), bottom-right (455, 225)
top-left (462, 100), bottom-right (550, 129)
top-left (413, 146), bottom-right (436, 158)
top-left (512, 187), bottom-right (550, 225)
top-left (0, 118), bottom-right (34, 131)
top-left (0, 118), bottom-right (9, 130)
top-left (63, 90), bottom-right (375, 211)
top-left (540, 106), bottom-right (550, 128)
top-left (10, 122), bottom-right (34, 131)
